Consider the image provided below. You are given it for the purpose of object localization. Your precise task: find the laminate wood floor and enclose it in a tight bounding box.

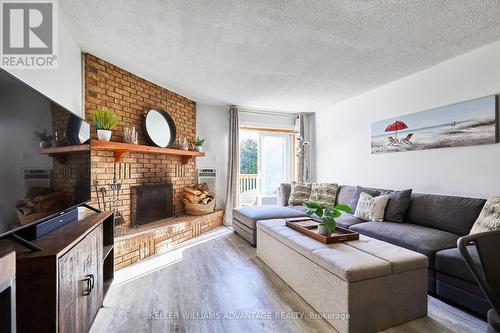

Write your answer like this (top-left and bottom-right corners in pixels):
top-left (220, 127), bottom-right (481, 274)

top-left (91, 227), bottom-right (487, 333)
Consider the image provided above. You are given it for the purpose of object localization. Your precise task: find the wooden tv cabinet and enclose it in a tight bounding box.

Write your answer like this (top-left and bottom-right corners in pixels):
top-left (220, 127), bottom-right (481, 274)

top-left (0, 250), bottom-right (16, 333)
top-left (10, 210), bottom-right (114, 333)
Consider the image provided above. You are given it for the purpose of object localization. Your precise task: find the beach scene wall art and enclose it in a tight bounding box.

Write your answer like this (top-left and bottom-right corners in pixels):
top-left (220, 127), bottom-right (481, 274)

top-left (371, 95), bottom-right (498, 154)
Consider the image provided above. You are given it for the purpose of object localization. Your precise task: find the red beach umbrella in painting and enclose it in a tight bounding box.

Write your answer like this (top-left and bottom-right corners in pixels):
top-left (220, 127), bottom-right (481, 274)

top-left (385, 120), bottom-right (408, 140)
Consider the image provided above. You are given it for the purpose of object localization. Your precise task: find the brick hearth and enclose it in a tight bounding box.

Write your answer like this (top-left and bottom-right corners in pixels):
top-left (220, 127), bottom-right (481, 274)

top-left (114, 210), bottom-right (224, 270)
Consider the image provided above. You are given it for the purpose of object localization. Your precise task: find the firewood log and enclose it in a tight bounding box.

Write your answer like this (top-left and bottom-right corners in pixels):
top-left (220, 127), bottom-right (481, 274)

top-left (184, 187), bottom-right (202, 196)
top-left (32, 191), bottom-right (64, 203)
top-left (197, 183), bottom-right (209, 192)
top-left (183, 192), bottom-right (200, 204)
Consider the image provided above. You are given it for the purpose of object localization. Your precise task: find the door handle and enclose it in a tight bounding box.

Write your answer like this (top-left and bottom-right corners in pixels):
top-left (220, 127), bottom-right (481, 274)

top-left (83, 275), bottom-right (92, 296)
top-left (89, 273), bottom-right (95, 291)
top-left (83, 274), bottom-right (95, 296)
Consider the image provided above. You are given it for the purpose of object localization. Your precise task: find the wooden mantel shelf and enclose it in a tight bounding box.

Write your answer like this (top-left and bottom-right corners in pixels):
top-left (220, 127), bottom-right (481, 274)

top-left (91, 140), bottom-right (205, 163)
top-left (40, 141), bottom-right (205, 163)
top-left (40, 144), bottom-right (90, 163)
top-left (40, 144), bottom-right (90, 154)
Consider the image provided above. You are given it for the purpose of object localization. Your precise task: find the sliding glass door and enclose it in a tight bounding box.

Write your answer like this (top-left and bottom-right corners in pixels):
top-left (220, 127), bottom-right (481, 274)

top-left (259, 132), bottom-right (292, 204)
top-left (239, 129), bottom-right (293, 206)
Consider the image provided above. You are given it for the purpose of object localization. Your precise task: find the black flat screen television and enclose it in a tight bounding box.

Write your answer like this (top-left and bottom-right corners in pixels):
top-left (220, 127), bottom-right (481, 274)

top-left (0, 69), bottom-right (91, 239)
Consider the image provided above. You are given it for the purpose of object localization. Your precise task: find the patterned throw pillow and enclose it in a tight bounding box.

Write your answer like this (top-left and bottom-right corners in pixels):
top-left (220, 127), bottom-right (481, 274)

top-left (288, 182), bottom-right (312, 206)
top-left (470, 197), bottom-right (500, 234)
top-left (309, 183), bottom-right (339, 207)
top-left (349, 186), bottom-right (383, 212)
top-left (354, 192), bottom-right (390, 222)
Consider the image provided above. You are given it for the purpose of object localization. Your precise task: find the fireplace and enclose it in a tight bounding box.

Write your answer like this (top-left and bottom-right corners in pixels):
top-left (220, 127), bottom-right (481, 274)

top-left (131, 183), bottom-right (174, 227)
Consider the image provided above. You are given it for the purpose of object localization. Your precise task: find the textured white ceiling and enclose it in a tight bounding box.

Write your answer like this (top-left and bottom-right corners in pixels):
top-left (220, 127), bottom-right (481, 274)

top-left (60, 1), bottom-right (500, 112)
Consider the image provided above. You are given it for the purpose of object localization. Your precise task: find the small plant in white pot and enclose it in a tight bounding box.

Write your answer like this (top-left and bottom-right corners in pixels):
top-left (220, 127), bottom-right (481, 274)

top-left (34, 129), bottom-right (53, 148)
top-left (304, 201), bottom-right (352, 236)
top-left (90, 108), bottom-right (118, 142)
top-left (192, 137), bottom-right (205, 152)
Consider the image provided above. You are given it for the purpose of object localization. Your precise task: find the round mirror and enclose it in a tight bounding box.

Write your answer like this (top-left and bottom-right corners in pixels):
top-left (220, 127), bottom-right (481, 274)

top-left (143, 109), bottom-right (176, 148)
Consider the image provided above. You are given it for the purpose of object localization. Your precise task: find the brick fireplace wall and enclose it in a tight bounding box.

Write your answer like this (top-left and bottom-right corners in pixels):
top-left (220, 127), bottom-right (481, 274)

top-left (84, 54), bottom-right (197, 227)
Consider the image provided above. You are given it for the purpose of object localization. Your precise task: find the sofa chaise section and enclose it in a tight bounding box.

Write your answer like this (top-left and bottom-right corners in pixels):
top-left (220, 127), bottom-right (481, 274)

top-left (434, 247), bottom-right (492, 315)
top-left (232, 205), bottom-right (306, 246)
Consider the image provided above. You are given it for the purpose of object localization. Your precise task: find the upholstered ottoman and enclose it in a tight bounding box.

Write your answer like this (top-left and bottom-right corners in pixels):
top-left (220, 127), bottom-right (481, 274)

top-left (257, 219), bottom-right (428, 333)
top-left (232, 205), bottom-right (306, 246)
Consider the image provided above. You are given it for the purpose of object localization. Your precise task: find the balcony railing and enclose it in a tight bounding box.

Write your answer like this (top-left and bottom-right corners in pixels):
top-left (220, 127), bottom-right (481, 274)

top-left (239, 174), bottom-right (258, 193)
top-left (239, 173), bottom-right (288, 206)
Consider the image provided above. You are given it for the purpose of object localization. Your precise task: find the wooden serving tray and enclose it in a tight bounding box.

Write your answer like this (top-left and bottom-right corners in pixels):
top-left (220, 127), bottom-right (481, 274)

top-left (286, 220), bottom-right (359, 244)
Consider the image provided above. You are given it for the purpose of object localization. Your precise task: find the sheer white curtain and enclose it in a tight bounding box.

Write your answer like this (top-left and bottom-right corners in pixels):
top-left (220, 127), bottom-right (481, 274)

top-left (224, 106), bottom-right (239, 225)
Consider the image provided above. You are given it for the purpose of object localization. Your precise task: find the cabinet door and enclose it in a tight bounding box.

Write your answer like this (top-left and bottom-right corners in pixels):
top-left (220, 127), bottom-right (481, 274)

top-left (58, 239), bottom-right (80, 333)
top-left (58, 225), bottom-right (103, 333)
top-left (79, 224), bottom-right (103, 331)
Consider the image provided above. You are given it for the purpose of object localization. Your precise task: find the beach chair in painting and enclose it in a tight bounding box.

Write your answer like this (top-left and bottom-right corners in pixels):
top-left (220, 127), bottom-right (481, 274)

top-left (388, 136), bottom-right (399, 145)
top-left (400, 133), bottom-right (414, 144)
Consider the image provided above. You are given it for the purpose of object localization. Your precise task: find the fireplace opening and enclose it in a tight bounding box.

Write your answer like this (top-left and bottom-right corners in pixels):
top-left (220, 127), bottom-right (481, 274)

top-left (131, 183), bottom-right (174, 227)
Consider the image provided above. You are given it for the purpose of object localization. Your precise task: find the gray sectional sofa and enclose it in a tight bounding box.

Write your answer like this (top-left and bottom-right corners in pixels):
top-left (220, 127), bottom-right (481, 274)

top-left (232, 183), bottom-right (489, 317)
top-left (232, 205), bottom-right (307, 245)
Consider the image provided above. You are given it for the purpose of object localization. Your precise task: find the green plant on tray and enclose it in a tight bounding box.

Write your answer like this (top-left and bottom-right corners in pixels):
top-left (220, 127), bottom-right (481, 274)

top-left (304, 201), bottom-right (353, 232)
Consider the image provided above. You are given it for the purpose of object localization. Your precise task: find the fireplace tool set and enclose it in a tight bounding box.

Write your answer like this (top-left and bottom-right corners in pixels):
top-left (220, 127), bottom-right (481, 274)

top-left (93, 181), bottom-right (107, 210)
top-left (92, 163), bottom-right (126, 235)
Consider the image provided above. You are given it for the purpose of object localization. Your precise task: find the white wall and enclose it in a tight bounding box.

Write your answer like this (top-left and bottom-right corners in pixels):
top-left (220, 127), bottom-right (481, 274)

top-left (315, 40), bottom-right (500, 199)
top-left (4, 20), bottom-right (82, 116)
top-left (196, 104), bottom-right (229, 208)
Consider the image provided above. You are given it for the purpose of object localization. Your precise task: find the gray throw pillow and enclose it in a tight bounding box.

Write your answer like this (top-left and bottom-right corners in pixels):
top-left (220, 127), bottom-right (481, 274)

top-left (349, 186), bottom-right (382, 212)
top-left (278, 183), bottom-right (292, 206)
top-left (384, 189), bottom-right (413, 223)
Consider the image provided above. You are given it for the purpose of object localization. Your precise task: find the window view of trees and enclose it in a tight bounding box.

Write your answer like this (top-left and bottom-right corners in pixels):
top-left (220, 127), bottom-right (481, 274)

top-left (240, 139), bottom-right (258, 174)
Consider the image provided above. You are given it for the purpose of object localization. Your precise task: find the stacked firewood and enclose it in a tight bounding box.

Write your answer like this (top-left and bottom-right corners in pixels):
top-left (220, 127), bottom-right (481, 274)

top-left (16, 188), bottom-right (65, 225)
top-left (183, 183), bottom-right (216, 215)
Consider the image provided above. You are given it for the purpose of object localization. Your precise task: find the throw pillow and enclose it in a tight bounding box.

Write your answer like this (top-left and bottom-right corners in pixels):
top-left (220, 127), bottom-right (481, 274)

top-left (288, 182), bottom-right (312, 206)
top-left (349, 186), bottom-right (383, 212)
top-left (469, 197), bottom-right (500, 234)
top-left (309, 183), bottom-right (339, 207)
top-left (384, 189), bottom-right (413, 223)
top-left (278, 183), bottom-right (292, 206)
top-left (354, 192), bottom-right (390, 222)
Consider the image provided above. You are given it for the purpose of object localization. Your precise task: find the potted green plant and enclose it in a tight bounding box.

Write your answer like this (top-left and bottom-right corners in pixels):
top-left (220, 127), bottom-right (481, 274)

top-left (34, 129), bottom-right (54, 148)
top-left (90, 108), bottom-right (118, 142)
top-left (192, 136), bottom-right (205, 152)
top-left (304, 201), bottom-right (353, 236)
